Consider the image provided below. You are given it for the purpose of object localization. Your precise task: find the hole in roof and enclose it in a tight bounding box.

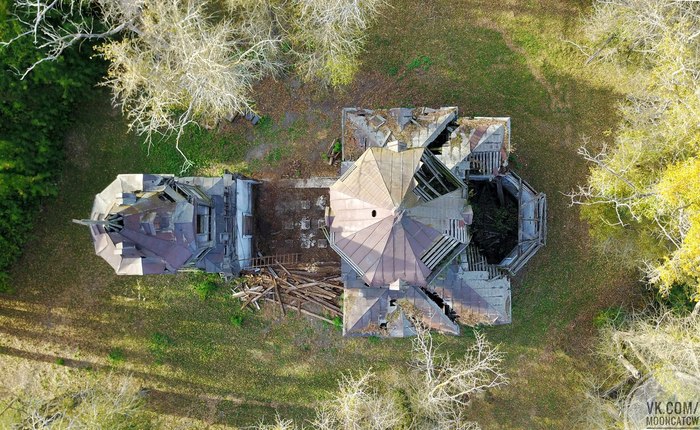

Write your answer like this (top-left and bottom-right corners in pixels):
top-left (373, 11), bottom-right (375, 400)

top-left (371, 210), bottom-right (377, 217)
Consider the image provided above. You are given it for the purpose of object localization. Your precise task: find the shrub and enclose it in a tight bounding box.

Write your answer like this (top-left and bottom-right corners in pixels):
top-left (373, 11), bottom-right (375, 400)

top-left (407, 55), bottom-right (432, 71)
top-left (367, 335), bottom-right (381, 344)
top-left (108, 348), bottom-right (126, 364)
top-left (149, 332), bottom-right (174, 364)
top-left (229, 314), bottom-right (244, 327)
top-left (657, 284), bottom-right (696, 314)
top-left (0, 1), bottom-right (102, 289)
top-left (332, 140), bottom-right (342, 154)
top-left (194, 280), bottom-right (218, 301)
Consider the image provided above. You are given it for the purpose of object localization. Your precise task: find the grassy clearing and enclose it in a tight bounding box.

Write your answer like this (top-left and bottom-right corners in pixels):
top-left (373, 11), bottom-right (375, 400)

top-left (0, 0), bottom-right (644, 428)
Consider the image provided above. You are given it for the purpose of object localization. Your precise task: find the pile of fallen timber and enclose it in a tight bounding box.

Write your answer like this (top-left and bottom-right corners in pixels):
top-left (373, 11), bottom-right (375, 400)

top-left (233, 263), bottom-right (343, 324)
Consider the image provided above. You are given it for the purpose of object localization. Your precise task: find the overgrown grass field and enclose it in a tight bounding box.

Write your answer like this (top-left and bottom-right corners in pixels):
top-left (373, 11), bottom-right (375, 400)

top-left (0, 0), bottom-right (643, 428)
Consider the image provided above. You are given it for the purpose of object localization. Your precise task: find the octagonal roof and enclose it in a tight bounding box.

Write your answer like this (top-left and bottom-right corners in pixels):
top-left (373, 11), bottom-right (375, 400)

top-left (328, 147), bottom-right (469, 287)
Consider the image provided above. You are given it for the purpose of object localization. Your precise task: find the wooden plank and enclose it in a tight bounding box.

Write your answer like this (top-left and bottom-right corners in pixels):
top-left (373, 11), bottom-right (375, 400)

top-left (288, 293), bottom-right (341, 314)
top-left (298, 308), bottom-right (336, 324)
top-left (275, 260), bottom-right (292, 277)
top-left (287, 273), bottom-right (344, 290)
top-left (271, 276), bottom-right (286, 316)
top-left (261, 297), bottom-right (336, 324)
top-left (242, 283), bottom-right (274, 309)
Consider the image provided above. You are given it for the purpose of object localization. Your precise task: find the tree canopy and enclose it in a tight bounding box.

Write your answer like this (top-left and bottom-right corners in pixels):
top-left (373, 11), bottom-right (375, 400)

top-left (7, 0), bottom-right (387, 167)
top-left (0, 0), bottom-right (101, 288)
top-left (580, 304), bottom-right (700, 428)
top-left (573, 0), bottom-right (700, 303)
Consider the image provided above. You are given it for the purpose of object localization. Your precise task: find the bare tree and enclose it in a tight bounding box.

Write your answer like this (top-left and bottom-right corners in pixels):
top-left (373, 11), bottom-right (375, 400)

top-left (578, 303), bottom-right (700, 428)
top-left (247, 311), bottom-right (505, 430)
top-left (582, 0), bottom-right (700, 69)
top-left (292, 0), bottom-right (387, 87)
top-left (3, 0), bottom-right (283, 170)
top-left (3, 0), bottom-right (142, 79)
top-left (254, 415), bottom-right (299, 430)
top-left (406, 316), bottom-right (507, 430)
top-left (99, 0), bottom-right (281, 169)
top-left (4, 370), bottom-right (150, 429)
top-left (311, 370), bottom-right (406, 430)
top-left (4, 0), bottom-right (388, 168)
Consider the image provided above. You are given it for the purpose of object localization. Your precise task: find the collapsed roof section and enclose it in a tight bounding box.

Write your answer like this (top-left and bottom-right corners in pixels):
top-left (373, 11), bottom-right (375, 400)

top-left (436, 117), bottom-right (511, 179)
top-left (76, 173), bottom-right (256, 276)
top-left (342, 107), bottom-right (458, 160)
top-left (342, 107), bottom-right (510, 181)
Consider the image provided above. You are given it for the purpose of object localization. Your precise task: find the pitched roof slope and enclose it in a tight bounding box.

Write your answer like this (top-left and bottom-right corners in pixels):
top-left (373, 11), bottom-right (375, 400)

top-left (87, 174), bottom-right (194, 275)
top-left (329, 147), bottom-right (469, 287)
top-left (343, 284), bottom-right (460, 336)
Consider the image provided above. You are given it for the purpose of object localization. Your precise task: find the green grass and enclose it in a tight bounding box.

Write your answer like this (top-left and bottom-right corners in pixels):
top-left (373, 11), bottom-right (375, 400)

top-left (148, 332), bottom-right (175, 365)
top-left (593, 306), bottom-right (627, 329)
top-left (407, 55), bottom-right (433, 71)
top-left (0, 0), bottom-right (643, 428)
top-left (265, 145), bottom-right (290, 165)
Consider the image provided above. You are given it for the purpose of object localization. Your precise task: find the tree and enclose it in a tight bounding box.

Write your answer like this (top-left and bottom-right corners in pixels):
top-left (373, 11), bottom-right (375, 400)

top-left (578, 303), bottom-right (700, 429)
top-left (571, 0), bottom-right (700, 303)
top-left (253, 312), bottom-right (507, 430)
top-left (98, 0), bottom-right (280, 169)
top-left (0, 0), bottom-right (100, 289)
top-left (4, 0), bottom-right (387, 168)
top-left (2, 371), bottom-right (153, 429)
top-left (292, 0), bottom-right (386, 87)
top-left (405, 316), bottom-right (507, 430)
top-left (312, 371), bottom-right (406, 430)
top-left (254, 416), bottom-right (298, 430)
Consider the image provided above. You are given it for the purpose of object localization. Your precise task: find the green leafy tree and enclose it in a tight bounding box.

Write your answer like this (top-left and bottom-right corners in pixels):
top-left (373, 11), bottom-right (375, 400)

top-left (0, 0), bottom-right (100, 288)
top-left (572, 0), bottom-right (700, 303)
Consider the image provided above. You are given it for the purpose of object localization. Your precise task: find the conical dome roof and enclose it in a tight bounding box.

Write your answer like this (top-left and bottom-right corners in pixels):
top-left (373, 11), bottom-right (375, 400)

top-left (329, 147), bottom-right (469, 287)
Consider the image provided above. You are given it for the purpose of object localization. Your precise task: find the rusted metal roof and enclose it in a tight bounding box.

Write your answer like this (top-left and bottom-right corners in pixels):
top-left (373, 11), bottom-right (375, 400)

top-left (79, 173), bottom-right (252, 276)
top-left (329, 147), bottom-right (469, 287)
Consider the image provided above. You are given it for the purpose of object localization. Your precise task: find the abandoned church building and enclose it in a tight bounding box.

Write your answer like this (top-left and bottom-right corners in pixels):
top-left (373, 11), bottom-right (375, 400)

top-left (76, 106), bottom-right (545, 338)
top-left (75, 173), bottom-right (256, 276)
top-left (329, 107), bottom-right (547, 336)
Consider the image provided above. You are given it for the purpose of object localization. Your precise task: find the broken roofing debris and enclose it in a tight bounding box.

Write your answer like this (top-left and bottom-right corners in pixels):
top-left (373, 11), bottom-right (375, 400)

top-left (77, 107), bottom-right (546, 338)
top-left (330, 107), bottom-right (546, 337)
